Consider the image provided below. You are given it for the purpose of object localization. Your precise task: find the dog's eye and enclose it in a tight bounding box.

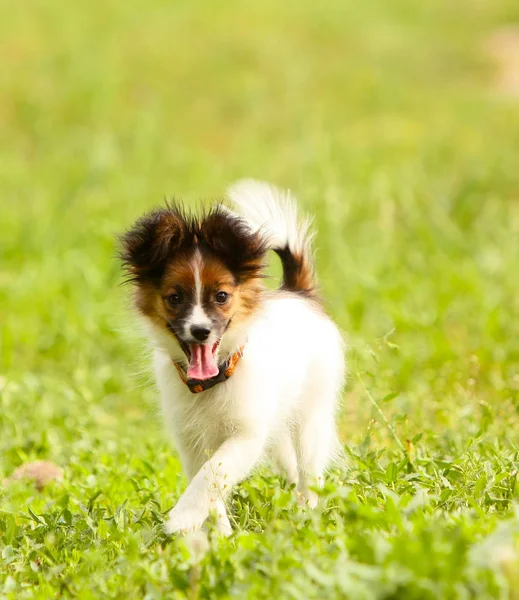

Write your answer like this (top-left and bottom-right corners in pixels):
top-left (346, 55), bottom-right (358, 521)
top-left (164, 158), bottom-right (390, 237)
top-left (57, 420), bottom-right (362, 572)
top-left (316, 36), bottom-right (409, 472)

top-left (167, 293), bottom-right (182, 307)
top-left (215, 291), bottom-right (229, 304)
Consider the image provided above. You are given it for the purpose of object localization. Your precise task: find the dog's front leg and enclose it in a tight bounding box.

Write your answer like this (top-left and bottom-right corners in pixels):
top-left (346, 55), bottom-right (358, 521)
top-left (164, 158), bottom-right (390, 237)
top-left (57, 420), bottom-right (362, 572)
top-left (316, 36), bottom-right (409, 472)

top-left (164, 433), bottom-right (266, 535)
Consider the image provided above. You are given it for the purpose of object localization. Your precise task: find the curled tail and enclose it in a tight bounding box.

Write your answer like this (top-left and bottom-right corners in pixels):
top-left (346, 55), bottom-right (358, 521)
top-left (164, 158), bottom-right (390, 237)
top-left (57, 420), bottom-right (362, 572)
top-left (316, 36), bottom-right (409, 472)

top-left (227, 179), bottom-right (318, 299)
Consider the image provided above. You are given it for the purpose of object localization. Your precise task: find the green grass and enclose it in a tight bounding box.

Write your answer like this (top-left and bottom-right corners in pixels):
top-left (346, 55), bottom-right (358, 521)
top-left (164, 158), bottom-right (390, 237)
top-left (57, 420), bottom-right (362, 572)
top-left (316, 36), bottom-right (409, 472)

top-left (2, 0), bottom-right (519, 597)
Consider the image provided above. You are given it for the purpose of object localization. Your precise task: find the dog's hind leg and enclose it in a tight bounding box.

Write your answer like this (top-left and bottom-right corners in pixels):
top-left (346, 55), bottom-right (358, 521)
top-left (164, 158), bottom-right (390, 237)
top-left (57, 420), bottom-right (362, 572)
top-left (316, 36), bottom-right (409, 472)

top-left (271, 429), bottom-right (299, 487)
top-left (294, 329), bottom-right (344, 508)
top-left (294, 411), bottom-right (337, 508)
top-left (293, 369), bottom-right (342, 508)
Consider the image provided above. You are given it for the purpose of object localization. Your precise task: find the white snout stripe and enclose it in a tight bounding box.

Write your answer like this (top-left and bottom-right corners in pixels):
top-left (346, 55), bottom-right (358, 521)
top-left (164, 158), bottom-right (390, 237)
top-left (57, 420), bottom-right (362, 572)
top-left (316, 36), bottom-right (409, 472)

top-left (183, 249), bottom-right (212, 338)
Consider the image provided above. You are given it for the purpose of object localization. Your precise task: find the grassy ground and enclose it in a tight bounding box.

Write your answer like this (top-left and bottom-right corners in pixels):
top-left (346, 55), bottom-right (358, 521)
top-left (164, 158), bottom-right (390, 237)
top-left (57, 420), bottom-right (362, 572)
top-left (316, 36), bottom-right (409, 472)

top-left (2, 0), bottom-right (519, 597)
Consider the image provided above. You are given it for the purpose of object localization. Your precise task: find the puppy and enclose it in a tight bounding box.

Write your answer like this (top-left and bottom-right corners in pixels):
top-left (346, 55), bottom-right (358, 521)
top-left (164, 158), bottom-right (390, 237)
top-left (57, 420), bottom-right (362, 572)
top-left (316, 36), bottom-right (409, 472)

top-left (120, 180), bottom-right (345, 535)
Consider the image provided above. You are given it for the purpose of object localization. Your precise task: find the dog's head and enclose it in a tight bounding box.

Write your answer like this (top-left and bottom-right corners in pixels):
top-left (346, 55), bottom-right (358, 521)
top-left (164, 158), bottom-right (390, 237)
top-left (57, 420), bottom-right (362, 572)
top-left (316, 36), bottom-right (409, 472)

top-left (120, 203), bottom-right (267, 379)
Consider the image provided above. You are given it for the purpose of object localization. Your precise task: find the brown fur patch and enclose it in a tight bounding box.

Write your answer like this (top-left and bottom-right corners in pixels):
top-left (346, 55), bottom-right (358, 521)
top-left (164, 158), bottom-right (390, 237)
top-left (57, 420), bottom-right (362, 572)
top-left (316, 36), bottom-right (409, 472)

top-left (197, 253), bottom-right (262, 327)
top-left (162, 254), bottom-right (197, 295)
top-left (120, 205), bottom-right (193, 285)
top-left (133, 282), bottom-right (171, 331)
top-left (275, 246), bottom-right (317, 298)
top-left (200, 254), bottom-right (237, 291)
top-left (198, 208), bottom-right (267, 282)
top-left (234, 278), bottom-right (265, 320)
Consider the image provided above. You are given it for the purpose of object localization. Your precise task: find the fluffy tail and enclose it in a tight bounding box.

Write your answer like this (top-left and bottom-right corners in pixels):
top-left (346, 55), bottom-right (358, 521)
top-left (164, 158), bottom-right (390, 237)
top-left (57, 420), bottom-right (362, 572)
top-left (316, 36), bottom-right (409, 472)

top-left (227, 179), bottom-right (318, 298)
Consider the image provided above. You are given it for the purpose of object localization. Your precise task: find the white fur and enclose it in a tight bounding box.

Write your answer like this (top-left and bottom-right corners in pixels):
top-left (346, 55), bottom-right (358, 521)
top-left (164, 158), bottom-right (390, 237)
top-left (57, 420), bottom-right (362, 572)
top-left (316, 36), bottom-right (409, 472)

top-left (184, 304), bottom-right (211, 338)
top-left (227, 178), bottom-right (315, 257)
top-left (146, 181), bottom-right (346, 535)
top-left (184, 249), bottom-right (211, 338)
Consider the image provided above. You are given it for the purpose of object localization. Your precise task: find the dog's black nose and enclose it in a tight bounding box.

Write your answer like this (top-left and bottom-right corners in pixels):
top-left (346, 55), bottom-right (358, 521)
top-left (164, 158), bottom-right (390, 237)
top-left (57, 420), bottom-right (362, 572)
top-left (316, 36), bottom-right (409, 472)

top-left (190, 326), bottom-right (211, 342)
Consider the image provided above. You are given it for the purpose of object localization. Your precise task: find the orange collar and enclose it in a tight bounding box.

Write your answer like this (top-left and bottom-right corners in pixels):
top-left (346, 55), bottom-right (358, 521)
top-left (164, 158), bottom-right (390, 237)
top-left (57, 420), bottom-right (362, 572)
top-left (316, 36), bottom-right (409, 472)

top-left (172, 346), bottom-right (245, 394)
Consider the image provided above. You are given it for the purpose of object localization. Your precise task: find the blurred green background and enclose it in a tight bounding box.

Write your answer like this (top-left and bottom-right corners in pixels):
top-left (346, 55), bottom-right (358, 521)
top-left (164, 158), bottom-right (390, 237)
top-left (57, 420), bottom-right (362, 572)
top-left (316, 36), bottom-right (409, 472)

top-left (2, 0), bottom-right (519, 597)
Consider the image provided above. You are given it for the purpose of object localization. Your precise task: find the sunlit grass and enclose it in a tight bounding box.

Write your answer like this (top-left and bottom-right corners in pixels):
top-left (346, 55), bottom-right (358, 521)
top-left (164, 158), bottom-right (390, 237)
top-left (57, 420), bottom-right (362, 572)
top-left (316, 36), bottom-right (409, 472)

top-left (1, 0), bottom-right (519, 597)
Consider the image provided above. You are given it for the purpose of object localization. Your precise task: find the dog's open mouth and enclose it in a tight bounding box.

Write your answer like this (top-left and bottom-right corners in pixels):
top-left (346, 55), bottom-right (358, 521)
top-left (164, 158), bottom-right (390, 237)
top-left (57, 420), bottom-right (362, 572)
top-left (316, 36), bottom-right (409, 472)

top-left (167, 324), bottom-right (221, 381)
top-left (173, 338), bottom-right (218, 381)
top-left (186, 340), bottom-right (220, 380)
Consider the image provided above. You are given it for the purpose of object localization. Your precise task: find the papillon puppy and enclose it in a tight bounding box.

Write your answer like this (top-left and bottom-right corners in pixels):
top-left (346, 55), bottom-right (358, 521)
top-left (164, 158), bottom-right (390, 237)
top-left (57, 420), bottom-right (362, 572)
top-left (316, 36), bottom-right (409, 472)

top-left (120, 180), bottom-right (345, 535)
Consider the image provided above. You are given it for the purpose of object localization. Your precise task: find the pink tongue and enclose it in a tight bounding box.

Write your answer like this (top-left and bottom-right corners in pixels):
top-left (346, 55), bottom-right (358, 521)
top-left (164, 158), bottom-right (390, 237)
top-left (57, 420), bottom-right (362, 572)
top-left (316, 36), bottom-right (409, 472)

top-left (187, 344), bottom-right (219, 380)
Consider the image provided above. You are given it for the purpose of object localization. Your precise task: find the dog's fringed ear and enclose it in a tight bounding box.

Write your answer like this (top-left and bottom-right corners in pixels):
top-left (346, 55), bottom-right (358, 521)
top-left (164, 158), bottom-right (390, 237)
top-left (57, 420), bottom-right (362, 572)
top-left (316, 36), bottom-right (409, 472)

top-left (200, 206), bottom-right (268, 281)
top-left (120, 206), bottom-right (191, 284)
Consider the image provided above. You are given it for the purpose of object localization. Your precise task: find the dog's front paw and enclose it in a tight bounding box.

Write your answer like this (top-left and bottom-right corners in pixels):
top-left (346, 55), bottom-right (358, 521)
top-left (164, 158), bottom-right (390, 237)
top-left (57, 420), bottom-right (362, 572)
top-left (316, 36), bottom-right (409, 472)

top-left (215, 514), bottom-right (232, 537)
top-left (164, 505), bottom-right (206, 535)
top-left (297, 489), bottom-right (319, 509)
